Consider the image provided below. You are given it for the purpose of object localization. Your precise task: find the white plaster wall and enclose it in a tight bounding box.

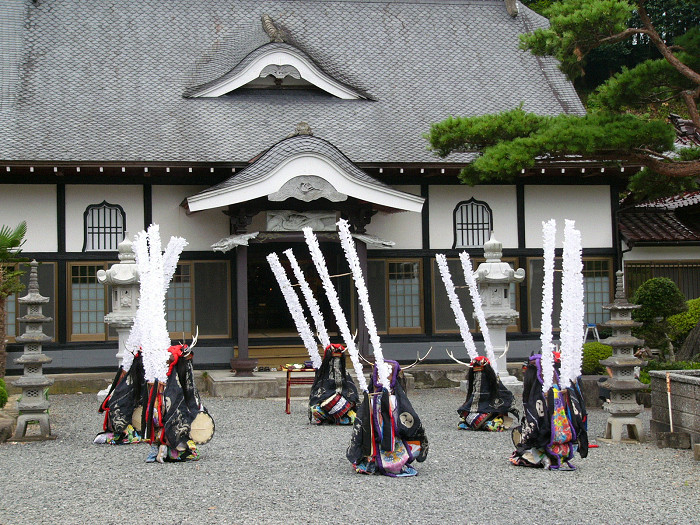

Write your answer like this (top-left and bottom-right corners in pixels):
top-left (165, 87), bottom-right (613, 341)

top-left (65, 185), bottom-right (144, 252)
top-left (153, 185), bottom-right (229, 251)
top-left (429, 185), bottom-right (518, 249)
top-left (0, 185), bottom-right (57, 251)
top-left (622, 244), bottom-right (700, 262)
top-left (365, 185), bottom-right (423, 249)
top-left (524, 185), bottom-right (612, 248)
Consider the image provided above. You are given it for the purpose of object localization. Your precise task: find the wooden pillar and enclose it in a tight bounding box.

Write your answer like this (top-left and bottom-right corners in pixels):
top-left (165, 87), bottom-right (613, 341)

top-left (356, 239), bottom-right (370, 358)
top-left (230, 245), bottom-right (256, 375)
top-left (236, 245), bottom-right (248, 359)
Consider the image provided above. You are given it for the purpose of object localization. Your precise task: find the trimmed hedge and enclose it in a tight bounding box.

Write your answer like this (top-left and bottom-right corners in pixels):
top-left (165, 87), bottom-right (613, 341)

top-left (582, 342), bottom-right (613, 375)
top-left (668, 297), bottom-right (700, 347)
top-left (631, 277), bottom-right (687, 323)
top-left (638, 360), bottom-right (700, 384)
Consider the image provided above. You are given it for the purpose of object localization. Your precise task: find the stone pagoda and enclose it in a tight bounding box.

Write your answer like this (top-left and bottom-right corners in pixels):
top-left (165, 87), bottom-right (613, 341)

top-left (473, 236), bottom-right (526, 386)
top-left (11, 260), bottom-right (55, 441)
top-left (599, 270), bottom-right (646, 442)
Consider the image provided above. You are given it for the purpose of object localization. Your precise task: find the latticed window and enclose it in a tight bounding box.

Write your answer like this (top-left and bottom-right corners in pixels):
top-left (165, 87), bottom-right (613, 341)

top-left (583, 259), bottom-right (612, 325)
top-left (5, 292), bottom-right (16, 339)
top-left (70, 263), bottom-right (109, 340)
top-left (389, 262), bottom-right (422, 330)
top-left (367, 259), bottom-right (423, 334)
top-left (528, 257), bottom-right (613, 331)
top-left (166, 263), bottom-right (193, 336)
top-left (453, 198), bottom-right (492, 248)
top-left (83, 201), bottom-right (126, 251)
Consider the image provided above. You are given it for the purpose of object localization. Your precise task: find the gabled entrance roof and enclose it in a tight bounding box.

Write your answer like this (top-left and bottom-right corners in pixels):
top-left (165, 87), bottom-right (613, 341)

top-left (186, 131), bottom-right (424, 213)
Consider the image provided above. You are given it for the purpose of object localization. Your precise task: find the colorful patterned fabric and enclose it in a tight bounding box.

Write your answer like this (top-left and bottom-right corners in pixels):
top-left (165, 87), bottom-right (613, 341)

top-left (146, 440), bottom-right (200, 463)
top-left (93, 424), bottom-right (142, 445)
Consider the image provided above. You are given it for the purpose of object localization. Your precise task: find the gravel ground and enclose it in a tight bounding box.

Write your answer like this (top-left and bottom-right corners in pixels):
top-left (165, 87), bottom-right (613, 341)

top-left (0, 388), bottom-right (698, 525)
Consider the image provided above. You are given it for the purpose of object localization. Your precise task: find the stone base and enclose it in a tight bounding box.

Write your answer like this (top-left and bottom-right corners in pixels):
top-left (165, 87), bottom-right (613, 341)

top-left (230, 358), bottom-right (258, 377)
top-left (12, 413), bottom-right (55, 441)
top-left (657, 431), bottom-right (691, 450)
top-left (604, 416), bottom-right (644, 442)
top-left (207, 371), bottom-right (278, 398)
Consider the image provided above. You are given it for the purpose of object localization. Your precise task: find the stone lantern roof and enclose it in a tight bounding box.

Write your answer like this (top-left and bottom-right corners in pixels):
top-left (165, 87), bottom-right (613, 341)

top-left (474, 237), bottom-right (525, 284)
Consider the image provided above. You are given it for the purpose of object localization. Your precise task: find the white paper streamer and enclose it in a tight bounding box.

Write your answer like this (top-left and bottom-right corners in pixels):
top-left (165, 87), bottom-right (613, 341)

top-left (123, 226), bottom-right (186, 380)
top-left (540, 219), bottom-right (557, 393)
top-left (131, 225), bottom-right (172, 383)
top-left (162, 236), bottom-right (188, 294)
top-left (267, 253), bottom-right (322, 368)
top-left (283, 248), bottom-right (331, 349)
top-left (459, 251), bottom-right (497, 374)
top-left (337, 219), bottom-right (390, 389)
top-left (303, 227), bottom-right (368, 392)
top-left (436, 254), bottom-right (479, 360)
top-left (559, 220), bottom-right (585, 387)
top-left (123, 231), bottom-right (149, 373)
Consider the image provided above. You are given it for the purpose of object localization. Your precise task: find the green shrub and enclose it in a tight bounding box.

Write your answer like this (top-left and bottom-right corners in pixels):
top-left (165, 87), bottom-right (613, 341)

top-left (0, 383), bottom-right (7, 409)
top-left (582, 342), bottom-right (613, 375)
top-left (638, 360), bottom-right (700, 384)
top-left (668, 297), bottom-right (700, 347)
top-left (631, 277), bottom-right (687, 323)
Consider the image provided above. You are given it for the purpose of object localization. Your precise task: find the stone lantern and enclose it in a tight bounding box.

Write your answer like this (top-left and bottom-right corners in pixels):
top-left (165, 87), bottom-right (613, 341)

top-left (97, 234), bottom-right (139, 383)
top-left (473, 237), bottom-right (525, 385)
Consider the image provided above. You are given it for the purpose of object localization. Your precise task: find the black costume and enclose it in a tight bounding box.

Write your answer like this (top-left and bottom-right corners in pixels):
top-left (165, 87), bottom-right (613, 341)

top-left (510, 353), bottom-right (588, 470)
top-left (144, 344), bottom-right (213, 462)
top-left (347, 360), bottom-right (428, 476)
top-left (95, 353), bottom-right (146, 444)
top-left (308, 344), bottom-right (360, 425)
top-left (458, 356), bottom-right (518, 431)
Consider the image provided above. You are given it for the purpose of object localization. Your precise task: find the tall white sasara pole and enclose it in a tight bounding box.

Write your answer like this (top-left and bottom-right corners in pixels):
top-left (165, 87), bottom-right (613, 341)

top-left (459, 251), bottom-right (498, 374)
top-left (283, 248), bottom-right (331, 349)
top-left (436, 254), bottom-right (479, 361)
top-left (559, 220), bottom-right (585, 387)
top-left (337, 219), bottom-right (390, 388)
top-left (267, 252), bottom-right (322, 369)
top-left (303, 227), bottom-right (368, 392)
top-left (540, 219), bottom-right (557, 393)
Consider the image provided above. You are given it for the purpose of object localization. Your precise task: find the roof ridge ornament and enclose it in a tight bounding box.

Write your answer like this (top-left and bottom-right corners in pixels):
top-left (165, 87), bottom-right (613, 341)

top-left (261, 14), bottom-right (285, 43)
top-left (505, 0), bottom-right (518, 17)
top-left (289, 122), bottom-right (313, 137)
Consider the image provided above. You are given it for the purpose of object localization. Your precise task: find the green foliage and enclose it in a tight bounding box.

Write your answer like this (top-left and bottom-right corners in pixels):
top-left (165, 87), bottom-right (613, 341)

top-left (520, 0), bottom-right (635, 80)
top-left (667, 297), bottom-right (700, 346)
top-left (625, 168), bottom-right (700, 203)
top-left (589, 54), bottom-right (698, 111)
top-left (638, 359), bottom-right (700, 384)
top-left (426, 108), bottom-right (676, 184)
top-left (0, 221), bottom-right (27, 300)
top-left (582, 341), bottom-right (613, 375)
top-left (0, 379), bottom-right (7, 409)
top-left (631, 277), bottom-right (687, 323)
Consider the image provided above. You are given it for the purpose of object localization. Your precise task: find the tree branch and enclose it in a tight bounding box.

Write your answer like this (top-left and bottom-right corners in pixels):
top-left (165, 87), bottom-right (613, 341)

top-left (630, 154), bottom-right (700, 178)
top-left (597, 27), bottom-right (648, 48)
top-left (637, 6), bottom-right (700, 87)
top-left (680, 90), bottom-right (700, 128)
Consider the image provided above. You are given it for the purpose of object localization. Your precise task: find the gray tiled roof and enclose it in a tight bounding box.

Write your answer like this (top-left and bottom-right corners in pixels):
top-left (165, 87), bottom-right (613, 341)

top-left (194, 133), bottom-right (391, 200)
top-left (0, 0), bottom-right (585, 165)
